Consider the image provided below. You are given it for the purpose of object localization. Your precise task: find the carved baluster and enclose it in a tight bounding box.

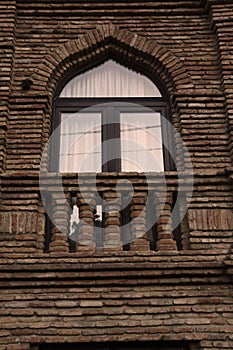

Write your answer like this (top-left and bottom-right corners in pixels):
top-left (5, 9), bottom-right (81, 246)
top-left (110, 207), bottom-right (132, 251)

top-left (155, 191), bottom-right (177, 251)
top-left (130, 191), bottom-right (150, 251)
top-left (49, 192), bottom-right (70, 253)
top-left (103, 190), bottom-right (122, 250)
top-left (76, 192), bottom-right (96, 252)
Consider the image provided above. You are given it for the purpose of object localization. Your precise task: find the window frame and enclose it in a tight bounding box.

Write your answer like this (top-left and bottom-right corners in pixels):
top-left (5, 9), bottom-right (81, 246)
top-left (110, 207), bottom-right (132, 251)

top-left (50, 97), bottom-right (175, 173)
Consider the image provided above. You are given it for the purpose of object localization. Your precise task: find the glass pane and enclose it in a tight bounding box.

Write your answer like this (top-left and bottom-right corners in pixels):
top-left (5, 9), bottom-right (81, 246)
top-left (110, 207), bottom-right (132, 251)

top-left (120, 112), bottom-right (164, 172)
top-left (59, 112), bottom-right (101, 172)
top-left (59, 60), bottom-right (162, 98)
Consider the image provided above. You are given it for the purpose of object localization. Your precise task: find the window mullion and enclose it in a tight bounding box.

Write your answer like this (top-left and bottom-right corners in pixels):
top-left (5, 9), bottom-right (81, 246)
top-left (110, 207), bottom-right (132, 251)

top-left (160, 106), bottom-right (175, 171)
top-left (102, 106), bottom-right (121, 172)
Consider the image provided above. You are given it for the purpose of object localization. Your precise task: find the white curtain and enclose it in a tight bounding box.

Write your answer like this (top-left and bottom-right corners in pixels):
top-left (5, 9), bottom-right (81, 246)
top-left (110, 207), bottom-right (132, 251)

top-left (59, 60), bottom-right (162, 98)
top-left (59, 113), bottom-right (101, 172)
top-left (58, 60), bottom-right (164, 173)
top-left (120, 113), bottom-right (164, 172)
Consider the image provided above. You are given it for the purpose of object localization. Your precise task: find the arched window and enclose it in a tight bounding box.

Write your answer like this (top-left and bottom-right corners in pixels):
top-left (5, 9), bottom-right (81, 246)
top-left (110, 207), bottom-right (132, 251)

top-left (45, 60), bottom-right (186, 254)
top-left (51, 60), bottom-right (174, 173)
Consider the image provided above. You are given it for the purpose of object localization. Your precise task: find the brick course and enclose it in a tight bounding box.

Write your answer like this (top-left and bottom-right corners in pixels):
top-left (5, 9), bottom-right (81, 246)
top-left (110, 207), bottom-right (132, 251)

top-left (0, 0), bottom-right (233, 349)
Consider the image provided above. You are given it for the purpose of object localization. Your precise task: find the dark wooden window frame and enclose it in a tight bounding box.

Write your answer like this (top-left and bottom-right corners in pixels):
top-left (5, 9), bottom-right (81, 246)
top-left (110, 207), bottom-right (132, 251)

top-left (50, 97), bottom-right (175, 173)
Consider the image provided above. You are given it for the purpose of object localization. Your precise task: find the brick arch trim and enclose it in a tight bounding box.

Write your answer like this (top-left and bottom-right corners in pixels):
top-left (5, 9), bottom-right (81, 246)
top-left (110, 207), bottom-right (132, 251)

top-left (32, 24), bottom-right (193, 96)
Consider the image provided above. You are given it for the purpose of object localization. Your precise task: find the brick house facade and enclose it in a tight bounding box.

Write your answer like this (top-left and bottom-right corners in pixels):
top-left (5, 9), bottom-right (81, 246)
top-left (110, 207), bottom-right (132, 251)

top-left (0, 0), bottom-right (233, 349)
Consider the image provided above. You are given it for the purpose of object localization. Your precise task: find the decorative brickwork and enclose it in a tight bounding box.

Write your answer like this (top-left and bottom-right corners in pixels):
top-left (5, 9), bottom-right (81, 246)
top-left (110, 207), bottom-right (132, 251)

top-left (0, 1), bottom-right (17, 174)
top-left (201, 0), bottom-right (233, 164)
top-left (31, 24), bottom-right (193, 96)
top-left (0, 1), bottom-right (233, 349)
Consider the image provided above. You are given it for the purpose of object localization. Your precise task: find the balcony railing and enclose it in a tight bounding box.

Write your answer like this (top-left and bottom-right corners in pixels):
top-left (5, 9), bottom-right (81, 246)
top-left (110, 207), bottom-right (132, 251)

top-left (40, 173), bottom-right (190, 253)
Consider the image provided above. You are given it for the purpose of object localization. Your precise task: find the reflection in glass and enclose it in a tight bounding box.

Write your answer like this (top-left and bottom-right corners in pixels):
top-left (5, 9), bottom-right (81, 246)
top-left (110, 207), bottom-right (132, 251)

top-left (59, 112), bottom-right (102, 172)
top-left (120, 112), bottom-right (164, 172)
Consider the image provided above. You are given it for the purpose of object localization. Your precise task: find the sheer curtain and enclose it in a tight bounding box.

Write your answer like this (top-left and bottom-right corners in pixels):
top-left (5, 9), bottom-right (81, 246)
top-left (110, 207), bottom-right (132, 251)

top-left (59, 113), bottom-right (101, 172)
top-left (59, 60), bottom-right (162, 98)
top-left (120, 113), bottom-right (164, 172)
top-left (58, 59), bottom-right (164, 173)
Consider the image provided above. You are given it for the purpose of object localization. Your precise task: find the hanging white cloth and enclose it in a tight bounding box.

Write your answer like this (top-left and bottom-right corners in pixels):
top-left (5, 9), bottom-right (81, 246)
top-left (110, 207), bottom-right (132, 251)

top-left (57, 59), bottom-right (164, 173)
top-left (59, 112), bottom-right (101, 172)
top-left (60, 60), bottom-right (162, 98)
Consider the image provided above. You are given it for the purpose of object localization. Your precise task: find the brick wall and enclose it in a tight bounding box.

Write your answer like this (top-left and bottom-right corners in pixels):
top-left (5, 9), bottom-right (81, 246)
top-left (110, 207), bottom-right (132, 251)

top-left (0, 1), bottom-right (233, 349)
top-left (0, 0), bottom-right (17, 174)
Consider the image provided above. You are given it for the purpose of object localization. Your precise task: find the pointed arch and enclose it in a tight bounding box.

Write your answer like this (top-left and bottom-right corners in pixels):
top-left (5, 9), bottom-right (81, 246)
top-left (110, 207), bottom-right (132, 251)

top-left (32, 23), bottom-right (193, 99)
top-left (59, 59), bottom-right (162, 98)
top-left (37, 24), bottom-right (192, 174)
